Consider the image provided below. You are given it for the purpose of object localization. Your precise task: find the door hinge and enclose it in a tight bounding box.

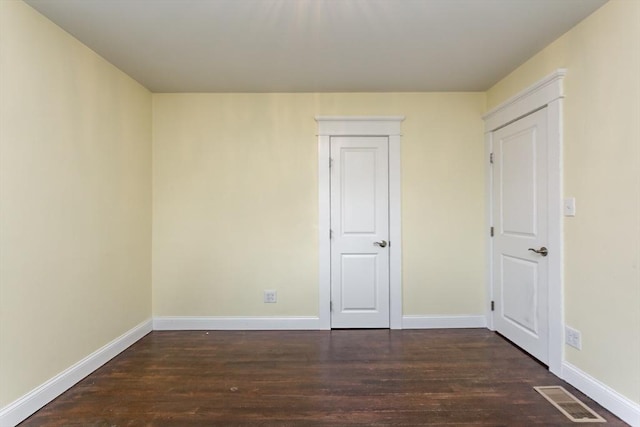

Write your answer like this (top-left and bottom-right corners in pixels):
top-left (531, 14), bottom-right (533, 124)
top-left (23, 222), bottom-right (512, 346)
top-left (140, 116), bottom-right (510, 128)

top-left (329, 229), bottom-right (333, 239)
top-left (490, 226), bottom-right (494, 237)
top-left (330, 301), bottom-right (333, 312)
top-left (491, 301), bottom-right (495, 311)
top-left (490, 153), bottom-right (494, 164)
top-left (329, 157), bottom-right (333, 168)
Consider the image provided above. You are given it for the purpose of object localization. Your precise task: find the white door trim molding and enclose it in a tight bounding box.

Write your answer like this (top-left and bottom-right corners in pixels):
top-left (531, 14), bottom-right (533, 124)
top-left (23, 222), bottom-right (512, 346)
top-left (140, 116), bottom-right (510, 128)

top-left (483, 69), bottom-right (567, 130)
top-left (483, 69), bottom-right (565, 376)
top-left (316, 116), bottom-right (404, 329)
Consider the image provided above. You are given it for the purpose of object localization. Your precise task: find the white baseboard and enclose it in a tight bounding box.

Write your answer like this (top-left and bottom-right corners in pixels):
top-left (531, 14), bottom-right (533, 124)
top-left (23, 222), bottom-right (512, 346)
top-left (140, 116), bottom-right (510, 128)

top-left (562, 361), bottom-right (640, 426)
top-left (0, 319), bottom-right (152, 427)
top-left (401, 315), bottom-right (487, 329)
top-left (154, 315), bottom-right (487, 331)
top-left (153, 316), bottom-right (324, 330)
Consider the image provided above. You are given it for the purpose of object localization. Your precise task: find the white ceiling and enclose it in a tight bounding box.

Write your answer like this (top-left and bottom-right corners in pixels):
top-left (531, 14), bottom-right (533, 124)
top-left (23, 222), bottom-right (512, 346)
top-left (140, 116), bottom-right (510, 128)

top-left (25, 0), bottom-right (607, 93)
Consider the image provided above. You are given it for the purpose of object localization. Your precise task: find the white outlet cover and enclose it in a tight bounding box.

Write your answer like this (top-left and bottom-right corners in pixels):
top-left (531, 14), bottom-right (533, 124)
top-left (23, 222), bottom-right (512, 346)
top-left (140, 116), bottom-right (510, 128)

top-left (563, 198), bottom-right (576, 217)
top-left (565, 325), bottom-right (582, 350)
top-left (264, 290), bottom-right (277, 303)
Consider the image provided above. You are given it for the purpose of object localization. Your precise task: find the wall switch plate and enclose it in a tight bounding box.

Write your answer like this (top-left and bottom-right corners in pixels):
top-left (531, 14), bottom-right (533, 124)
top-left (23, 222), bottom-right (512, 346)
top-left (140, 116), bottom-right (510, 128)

top-left (565, 325), bottom-right (582, 350)
top-left (563, 198), bottom-right (576, 216)
top-left (264, 290), bottom-right (277, 303)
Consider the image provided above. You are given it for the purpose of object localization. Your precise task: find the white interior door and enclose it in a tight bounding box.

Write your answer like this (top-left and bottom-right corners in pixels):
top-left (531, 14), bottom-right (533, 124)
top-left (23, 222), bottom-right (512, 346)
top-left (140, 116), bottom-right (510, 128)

top-left (330, 136), bottom-right (390, 328)
top-left (492, 108), bottom-right (549, 364)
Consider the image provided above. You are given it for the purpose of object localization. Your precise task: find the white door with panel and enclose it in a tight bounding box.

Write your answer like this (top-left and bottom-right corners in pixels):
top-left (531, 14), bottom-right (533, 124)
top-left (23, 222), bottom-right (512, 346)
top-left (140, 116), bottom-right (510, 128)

top-left (492, 108), bottom-right (549, 364)
top-left (330, 136), bottom-right (390, 328)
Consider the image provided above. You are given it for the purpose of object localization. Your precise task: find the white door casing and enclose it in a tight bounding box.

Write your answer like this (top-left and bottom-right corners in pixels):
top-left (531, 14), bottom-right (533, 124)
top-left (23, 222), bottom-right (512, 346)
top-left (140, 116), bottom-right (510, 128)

top-left (483, 69), bottom-right (565, 375)
top-left (330, 136), bottom-right (390, 328)
top-left (316, 116), bottom-right (404, 330)
top-left (492, 108), bottom-right (549, 364)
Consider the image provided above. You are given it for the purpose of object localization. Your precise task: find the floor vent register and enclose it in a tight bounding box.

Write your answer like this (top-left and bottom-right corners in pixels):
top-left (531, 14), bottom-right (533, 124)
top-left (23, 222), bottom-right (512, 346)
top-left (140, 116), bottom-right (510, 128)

top-left (534, 386), bottom-right (606, 423)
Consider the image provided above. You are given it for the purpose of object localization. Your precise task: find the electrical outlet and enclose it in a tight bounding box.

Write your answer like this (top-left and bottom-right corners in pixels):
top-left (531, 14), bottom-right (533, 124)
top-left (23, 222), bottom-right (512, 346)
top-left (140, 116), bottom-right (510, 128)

top-left (565, 325), bottom-right (582, 350)
top-left (264, 290), bottom-right (277, 303)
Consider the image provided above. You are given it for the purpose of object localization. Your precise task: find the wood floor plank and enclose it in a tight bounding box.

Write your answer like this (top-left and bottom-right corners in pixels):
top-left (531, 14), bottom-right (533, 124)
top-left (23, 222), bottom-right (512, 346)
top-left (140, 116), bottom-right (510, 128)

top-left (19, 329), bottom-right (628, 426)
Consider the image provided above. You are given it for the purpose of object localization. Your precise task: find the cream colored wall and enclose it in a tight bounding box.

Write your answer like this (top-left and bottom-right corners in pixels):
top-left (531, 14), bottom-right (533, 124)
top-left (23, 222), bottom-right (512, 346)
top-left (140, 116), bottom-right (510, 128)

top-left (486, 0), bottom-right (640, 404)
top-left (0, 1), bottom-right (152, 407)
top-left (152, 93), bottom-right (486, 317)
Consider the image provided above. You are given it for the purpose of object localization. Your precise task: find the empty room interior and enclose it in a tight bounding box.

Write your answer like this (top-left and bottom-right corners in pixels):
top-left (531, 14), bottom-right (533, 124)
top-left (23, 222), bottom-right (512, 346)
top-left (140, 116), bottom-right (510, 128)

top-left (1, 0), bottom-right (639, 425)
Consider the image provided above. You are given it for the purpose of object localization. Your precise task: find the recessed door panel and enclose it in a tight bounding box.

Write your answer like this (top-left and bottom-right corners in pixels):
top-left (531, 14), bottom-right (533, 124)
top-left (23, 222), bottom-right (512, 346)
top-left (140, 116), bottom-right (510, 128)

top-left (502, 255), bottom-right (538, 335)
top-left (340, 254), bottom-right (377, 311)
top-left (500, 129), bottom-right (537, 237)
top-left (342, 150), bottom-right (377, 234)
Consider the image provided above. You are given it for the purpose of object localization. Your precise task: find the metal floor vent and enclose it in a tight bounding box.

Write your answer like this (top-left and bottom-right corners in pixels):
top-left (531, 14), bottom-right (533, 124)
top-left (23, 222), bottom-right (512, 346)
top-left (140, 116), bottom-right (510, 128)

top-left (534, 386), bottom-right (606, 423)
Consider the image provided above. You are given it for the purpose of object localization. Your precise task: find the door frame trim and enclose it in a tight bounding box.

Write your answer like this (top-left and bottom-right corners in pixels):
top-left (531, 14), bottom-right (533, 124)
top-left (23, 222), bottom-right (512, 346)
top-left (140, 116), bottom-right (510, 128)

top-left (316, 116), bottom-right (405, 329)
top-left (483, 69), bottom-right (566, 375)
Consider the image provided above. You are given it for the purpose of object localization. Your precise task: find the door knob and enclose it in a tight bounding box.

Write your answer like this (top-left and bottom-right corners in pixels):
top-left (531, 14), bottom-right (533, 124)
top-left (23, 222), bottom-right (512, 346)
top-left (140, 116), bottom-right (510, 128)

top-left (528, 247), bottom-right (548, 257)
top-left (374, 240), bottom-right (388, 248)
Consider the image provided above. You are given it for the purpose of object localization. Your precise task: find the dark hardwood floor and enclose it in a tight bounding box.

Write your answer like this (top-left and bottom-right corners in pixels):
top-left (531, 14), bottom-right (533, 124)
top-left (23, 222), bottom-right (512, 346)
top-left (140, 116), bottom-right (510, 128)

top-left (20, 329), bottom-right (627, 426)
